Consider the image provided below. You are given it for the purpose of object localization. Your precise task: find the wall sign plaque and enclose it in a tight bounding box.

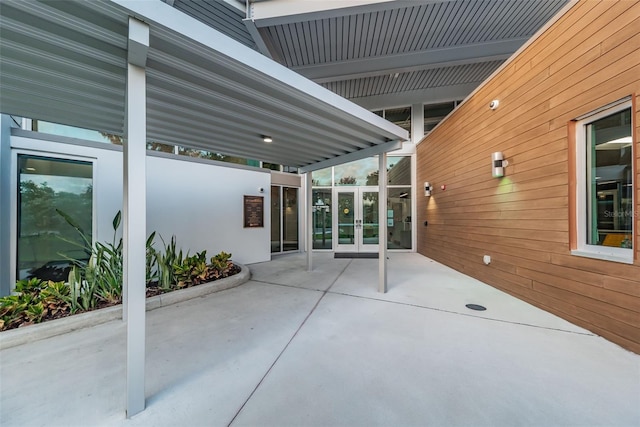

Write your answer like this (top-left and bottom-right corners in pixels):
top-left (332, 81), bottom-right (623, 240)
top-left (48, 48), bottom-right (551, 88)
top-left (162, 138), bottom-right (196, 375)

top-left (244, 195), bottom-right (264, 228)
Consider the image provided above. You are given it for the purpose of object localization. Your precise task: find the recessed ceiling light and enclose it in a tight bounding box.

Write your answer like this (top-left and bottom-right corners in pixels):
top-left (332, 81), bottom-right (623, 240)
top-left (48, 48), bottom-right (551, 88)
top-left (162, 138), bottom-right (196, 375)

top-left (26, 167), bottom-right (36, 171)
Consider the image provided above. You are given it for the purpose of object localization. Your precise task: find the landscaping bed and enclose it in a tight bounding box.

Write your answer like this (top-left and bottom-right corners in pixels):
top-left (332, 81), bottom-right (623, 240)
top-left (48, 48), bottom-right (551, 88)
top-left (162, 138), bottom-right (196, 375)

top-left (0, 263), bottom-right (250, 350)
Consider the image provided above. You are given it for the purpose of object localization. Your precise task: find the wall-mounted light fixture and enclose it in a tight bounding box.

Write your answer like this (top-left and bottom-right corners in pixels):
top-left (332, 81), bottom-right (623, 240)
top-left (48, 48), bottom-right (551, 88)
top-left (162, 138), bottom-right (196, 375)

top-left (489, 99), bottom-right (499, 110)
top-left (424, 182), bottom-right (433, 196)
top-left (492, 152), bottom-right (509, 178)
top-left (262, 135), bottom-right (273, 143)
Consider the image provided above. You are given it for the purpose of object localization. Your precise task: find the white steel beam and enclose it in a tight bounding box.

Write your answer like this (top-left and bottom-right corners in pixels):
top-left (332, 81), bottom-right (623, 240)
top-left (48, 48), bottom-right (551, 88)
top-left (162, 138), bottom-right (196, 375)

top-left (124, 16), bottom-right (148, 419)
top-left (299, 139), bottom-right (402, 173)
top-left (378, 152), bottom-right (387, 293)
top-left (242, 18), bottom-right (274, 59)
top-left (248, 0), bottom-right (444, 27)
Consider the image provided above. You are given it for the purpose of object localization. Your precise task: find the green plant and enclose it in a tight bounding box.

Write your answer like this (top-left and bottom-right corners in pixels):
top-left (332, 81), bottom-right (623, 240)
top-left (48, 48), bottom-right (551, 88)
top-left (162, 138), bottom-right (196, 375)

top-left (2, 211), bottom-right (238, 330)
top-left (0, 278), bottom-right (71, 330)
top-left (40, 281), bottom-right (71, 317)
top-left (210, 251), bottom-right (233, 278)
top-left (57, 209), bottom-right (158, 308)
top-left (25, 302), bottom-right (46, 323)
top-left (0, 294), bottom-right (32, 330)
top-left (173, 250), bottom-right (210, 288)
top-left (156, 235), bottom-right (182, 291)
top-left (146, 231), bottom-right (157, 285)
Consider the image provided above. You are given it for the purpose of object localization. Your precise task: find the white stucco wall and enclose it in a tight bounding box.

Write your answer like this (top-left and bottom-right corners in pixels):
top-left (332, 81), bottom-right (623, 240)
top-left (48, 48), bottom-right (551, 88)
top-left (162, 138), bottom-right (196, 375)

top-left (146, 155), bottom-right (270, 264)
top-left (8, 132), bottom-right (271, 287)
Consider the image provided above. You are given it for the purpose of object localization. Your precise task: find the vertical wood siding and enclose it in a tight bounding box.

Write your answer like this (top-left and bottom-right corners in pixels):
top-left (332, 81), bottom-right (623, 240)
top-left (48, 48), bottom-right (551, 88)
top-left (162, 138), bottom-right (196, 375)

top-left (416, 0), bottom-right (640, 353)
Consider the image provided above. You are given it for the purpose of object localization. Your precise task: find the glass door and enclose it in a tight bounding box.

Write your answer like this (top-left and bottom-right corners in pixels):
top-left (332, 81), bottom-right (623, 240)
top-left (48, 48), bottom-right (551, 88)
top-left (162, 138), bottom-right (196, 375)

top-left (334, 187), bottom-right (378, 252)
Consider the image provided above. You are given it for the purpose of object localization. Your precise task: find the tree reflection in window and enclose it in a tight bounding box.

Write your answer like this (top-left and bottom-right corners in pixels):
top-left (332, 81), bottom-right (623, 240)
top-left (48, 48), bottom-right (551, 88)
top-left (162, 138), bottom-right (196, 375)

top-left (17, 156), bottom-right (93, 281)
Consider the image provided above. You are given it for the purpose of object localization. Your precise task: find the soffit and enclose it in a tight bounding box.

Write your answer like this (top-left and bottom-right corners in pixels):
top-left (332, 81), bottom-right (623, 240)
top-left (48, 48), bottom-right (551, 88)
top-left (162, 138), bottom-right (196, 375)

top-left (0, 0), bottom-right (407, 171)
top-left (246, 0), bottom-right (569, 108)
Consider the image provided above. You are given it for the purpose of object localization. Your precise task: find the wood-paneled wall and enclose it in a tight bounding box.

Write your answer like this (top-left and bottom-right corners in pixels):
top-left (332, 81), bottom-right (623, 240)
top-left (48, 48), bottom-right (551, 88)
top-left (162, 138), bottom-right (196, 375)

top-left (416, 0), bottom-right (640, 353)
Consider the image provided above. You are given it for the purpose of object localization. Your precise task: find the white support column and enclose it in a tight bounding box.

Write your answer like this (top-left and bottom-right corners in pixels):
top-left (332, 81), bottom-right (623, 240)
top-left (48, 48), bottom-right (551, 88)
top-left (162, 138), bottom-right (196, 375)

top-left (378, 153), bottom-right (388, 293)
top-left (0, 115), bottom-right (12, 296)
top-left (306, 172), bottom-right (313, 271)
top-left (124, 16), bottom-right (149, 419)
top-left (411, 103), bottom-right (424, 143)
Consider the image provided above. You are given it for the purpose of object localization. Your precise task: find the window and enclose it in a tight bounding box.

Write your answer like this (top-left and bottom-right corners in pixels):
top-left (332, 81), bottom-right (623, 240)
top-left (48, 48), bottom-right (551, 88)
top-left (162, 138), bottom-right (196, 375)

top-left (311, 154), bottom-right (413, 250)
top-left (371, 107), bottom-right (411, 138)
top-left (424, 101), bottom-right (460, 135)
top-left (32, 120), bottom-right (116, 144)
top-left (17, 155), bottom-right (93, 281)
top-left (312, 189), bottom-right (332, 249)
top-left (384, 107), bottom-right (411, 139)
top-left (574, 100), bottom-right (633, 263)
top-left (271, 186), bottom-right (281, 253)
top-left (271, 186), bottom-right (299, 253)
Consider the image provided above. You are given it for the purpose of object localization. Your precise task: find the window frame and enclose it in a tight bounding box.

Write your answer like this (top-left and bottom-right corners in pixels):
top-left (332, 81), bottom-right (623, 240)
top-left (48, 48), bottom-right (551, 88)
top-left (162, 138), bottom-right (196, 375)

top-left (11, 150), bottom-right (97, 287)
top-left (572, 99), bottom-right (634, 264)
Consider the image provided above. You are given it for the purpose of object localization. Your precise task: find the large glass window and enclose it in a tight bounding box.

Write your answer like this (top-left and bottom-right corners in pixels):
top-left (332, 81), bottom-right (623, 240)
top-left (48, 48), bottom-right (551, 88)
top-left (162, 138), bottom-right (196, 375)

top-left (384, 107), bottom-right (412, 139)
top-left (575, 101), bottom-right (633, 263)
top-left (424, 101), bottom-right (460, 134)
top-left (32, 120), bottom-right (115, 144)
top-left (283, 187), bottom-right (299, 251)
top-left (312, 168), bottom-right (332, 186)
top-left (271, 186), bottom-right (299, 253)
top-left (271, 186), bottom-right (281, 253)
top-left (387, 188), bottom-right (412, 249)
top-left (312, 189), bottom-right (332, 249)
top-left (334, 157), bottom-right (379, 186)
top-left (17, 155), bottom-right (93, 281)
top-left (311, 154), bottom-right (413, 250)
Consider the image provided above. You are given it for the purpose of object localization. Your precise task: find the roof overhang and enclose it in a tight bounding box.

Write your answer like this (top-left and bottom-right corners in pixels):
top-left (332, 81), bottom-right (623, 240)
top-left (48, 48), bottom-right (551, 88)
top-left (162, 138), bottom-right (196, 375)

top-left (0, 0), bottom-right (408, 170)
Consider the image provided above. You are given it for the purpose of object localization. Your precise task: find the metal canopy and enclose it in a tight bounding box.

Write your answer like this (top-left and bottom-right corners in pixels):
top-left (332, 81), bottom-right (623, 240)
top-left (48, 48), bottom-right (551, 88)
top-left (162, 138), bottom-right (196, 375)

top-left (0, 0), bottom-right (408, 170)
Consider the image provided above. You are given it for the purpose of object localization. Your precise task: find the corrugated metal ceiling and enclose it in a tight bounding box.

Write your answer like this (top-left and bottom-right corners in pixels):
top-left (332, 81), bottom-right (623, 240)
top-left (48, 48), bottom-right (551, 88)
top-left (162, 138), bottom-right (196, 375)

top-left (236, 0), bottom-right (569, 108)
top-left (322, 60), bottom-right (503, 100)
top-left (260, 0), bottom-right (566, 68)
top-left (0, 0), bottom-right (407, 170)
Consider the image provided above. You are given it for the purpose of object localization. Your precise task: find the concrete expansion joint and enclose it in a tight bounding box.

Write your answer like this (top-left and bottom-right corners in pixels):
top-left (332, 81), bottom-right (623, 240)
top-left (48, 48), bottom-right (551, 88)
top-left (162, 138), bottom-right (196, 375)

top-left (229, 260), bottom-right (352, 425)
top-left (326, 291), bottom-right (596, 337)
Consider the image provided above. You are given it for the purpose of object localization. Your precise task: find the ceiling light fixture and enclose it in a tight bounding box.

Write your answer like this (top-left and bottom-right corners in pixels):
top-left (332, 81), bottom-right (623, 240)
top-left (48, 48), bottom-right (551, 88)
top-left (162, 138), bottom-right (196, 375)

top-left (262, 135), bottom-right (273, 143)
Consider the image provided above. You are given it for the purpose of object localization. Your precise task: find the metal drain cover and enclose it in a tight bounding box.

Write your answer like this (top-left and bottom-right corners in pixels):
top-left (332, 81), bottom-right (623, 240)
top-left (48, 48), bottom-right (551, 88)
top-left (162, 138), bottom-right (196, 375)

top-left (465, 304), bottom-right (487, 311)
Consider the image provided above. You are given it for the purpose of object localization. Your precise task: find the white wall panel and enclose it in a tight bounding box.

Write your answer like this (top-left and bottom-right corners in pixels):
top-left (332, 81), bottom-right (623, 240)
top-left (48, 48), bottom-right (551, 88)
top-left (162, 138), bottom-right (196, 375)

top-left (9, 133), bottom-right (271, 273)
top-left (146, 156), bottom-right (271, 264)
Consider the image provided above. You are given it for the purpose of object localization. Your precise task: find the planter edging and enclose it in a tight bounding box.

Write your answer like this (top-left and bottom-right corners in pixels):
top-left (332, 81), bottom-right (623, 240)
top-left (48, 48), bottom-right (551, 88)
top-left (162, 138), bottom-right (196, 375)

top-left (0, 263), bottom-right (250, 350)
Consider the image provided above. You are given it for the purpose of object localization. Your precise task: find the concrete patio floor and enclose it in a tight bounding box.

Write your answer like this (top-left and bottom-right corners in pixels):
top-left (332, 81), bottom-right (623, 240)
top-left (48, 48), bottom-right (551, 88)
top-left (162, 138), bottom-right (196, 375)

top-left (1, 253), bottom-right (638, 426)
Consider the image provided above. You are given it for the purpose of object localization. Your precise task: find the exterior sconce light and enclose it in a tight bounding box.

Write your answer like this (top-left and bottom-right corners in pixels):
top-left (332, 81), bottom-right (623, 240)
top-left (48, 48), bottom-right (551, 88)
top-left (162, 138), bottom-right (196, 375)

top-left (492, 152), bottom-right (509, 177)
top-left (424, 182), bottom-right (433, 196)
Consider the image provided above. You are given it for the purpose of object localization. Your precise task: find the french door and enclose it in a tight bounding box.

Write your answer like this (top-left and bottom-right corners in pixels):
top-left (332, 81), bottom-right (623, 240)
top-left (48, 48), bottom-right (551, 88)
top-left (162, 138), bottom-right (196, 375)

top-left (334, 187), bottom-right (379, 252)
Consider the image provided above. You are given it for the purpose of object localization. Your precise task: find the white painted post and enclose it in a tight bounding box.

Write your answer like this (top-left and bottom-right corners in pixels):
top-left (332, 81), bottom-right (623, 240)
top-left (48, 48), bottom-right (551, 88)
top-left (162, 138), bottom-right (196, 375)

top-left (0, 115), bottom-right (12, 296)
top-left (378, 153), bottom-right (388, 293)
top-left (124, 16), bottom-right (149, 418)
top-left (306, 172), bottom-right (313, 271)
top-left (411, 103), bottom-right (424, 143)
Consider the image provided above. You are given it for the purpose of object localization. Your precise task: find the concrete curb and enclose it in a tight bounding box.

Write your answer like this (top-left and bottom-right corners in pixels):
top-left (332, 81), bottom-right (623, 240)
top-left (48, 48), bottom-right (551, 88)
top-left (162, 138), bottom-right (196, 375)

top-left (0, 264), bottom-right (250, 350)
